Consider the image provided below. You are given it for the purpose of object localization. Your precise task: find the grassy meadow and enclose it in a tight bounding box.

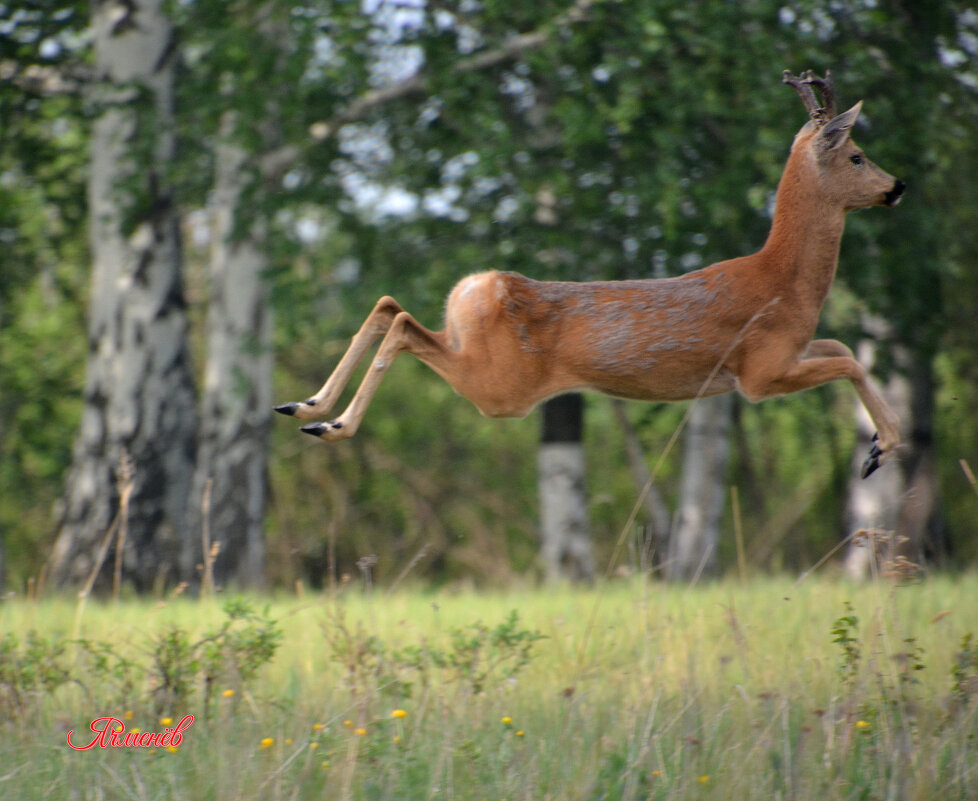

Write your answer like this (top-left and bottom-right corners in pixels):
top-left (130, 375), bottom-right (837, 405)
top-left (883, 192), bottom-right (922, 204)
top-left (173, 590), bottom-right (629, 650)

top-left (1, 574), bottom-right (977, 800)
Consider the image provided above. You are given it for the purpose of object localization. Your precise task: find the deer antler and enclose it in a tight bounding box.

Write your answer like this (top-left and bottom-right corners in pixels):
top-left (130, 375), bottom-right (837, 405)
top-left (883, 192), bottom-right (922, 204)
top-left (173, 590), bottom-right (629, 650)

top-left (803, 70), bottom-right (836, 119)
top-left (782, 69), bottom-right (837, 125)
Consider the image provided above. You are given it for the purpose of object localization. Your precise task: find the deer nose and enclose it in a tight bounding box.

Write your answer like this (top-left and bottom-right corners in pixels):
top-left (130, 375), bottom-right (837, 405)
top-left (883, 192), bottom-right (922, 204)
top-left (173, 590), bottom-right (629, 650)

top-left (884, 180), bottom-right (906, 207)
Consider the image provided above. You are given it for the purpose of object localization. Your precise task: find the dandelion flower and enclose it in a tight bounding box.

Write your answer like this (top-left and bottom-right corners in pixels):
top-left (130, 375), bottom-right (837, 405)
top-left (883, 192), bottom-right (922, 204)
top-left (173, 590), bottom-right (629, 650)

top-left (501, 716), bottom-right (513, 726)
top-left (355, 728), bottom-right (367, 737)
top-left (343, 720), bottom-right (353, 728)
top-left (698, 775), bottom-right (710, 784)
top-left (321, 760), bottom-right (330, 770)
top-left (166, 745), bottom-right (179, 753)
top-left (124, 710), bottom-right (134, 721)
top-left (222, 689), bottom-right (235, 698)
top-left (131, 728), bottom-right (141, 735)
top-left (312, 723), bottom-right (325, 731)
top-left (309, 742), bottom-right (320, 750)
top-left (391, 709), bottom-right (407, 719)
top-left (651, 770), bottom-right (662, 778)
top-left (515, 730), bottom-right (524, 737)
top-left (259, 737), bottom-right (275, 749)
top-left (160, 717), bottom-right (173, 727)
top-left (285, 738), bottom-right (293, 745)
top-left (856, 720), bottom-right (871, 731)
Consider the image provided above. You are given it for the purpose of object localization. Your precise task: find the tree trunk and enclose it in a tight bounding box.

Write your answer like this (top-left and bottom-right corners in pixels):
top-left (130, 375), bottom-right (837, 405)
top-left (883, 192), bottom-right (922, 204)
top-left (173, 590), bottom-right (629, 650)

top-left (665, 394), bottom-right (732, 581)
top-left (49, 0), bottom-right (196, 592)
top-left (843, 337), bottom-right (908, 579)
top-left (844, 335), bottom-right (944, 579)
top-left (897, 352), bottom-right (947, 566)
top-left (538, 394), bottom-right (594, 581)
top-left (186, 114), bottom-right (272, 588)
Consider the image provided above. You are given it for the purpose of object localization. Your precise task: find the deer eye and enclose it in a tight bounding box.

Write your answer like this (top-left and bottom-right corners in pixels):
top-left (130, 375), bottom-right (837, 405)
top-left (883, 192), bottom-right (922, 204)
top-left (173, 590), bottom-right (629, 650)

top-left (849, 153), bottom-right (864, 166)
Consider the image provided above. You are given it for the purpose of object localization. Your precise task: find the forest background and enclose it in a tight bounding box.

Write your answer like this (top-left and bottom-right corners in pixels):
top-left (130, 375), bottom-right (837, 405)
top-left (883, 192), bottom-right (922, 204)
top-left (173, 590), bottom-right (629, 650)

top-left (2, 0), bottom-right (977, 594)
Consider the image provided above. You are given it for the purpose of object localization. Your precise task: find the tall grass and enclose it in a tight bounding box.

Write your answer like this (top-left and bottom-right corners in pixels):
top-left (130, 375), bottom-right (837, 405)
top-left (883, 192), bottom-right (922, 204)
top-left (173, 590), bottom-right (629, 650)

top-left (1, 575), bottom-right (976, 800)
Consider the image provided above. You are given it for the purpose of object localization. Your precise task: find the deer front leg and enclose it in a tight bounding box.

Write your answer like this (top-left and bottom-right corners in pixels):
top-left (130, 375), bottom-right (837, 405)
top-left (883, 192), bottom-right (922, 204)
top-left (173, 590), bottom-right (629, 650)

top-left (740, 342), bottom-right (901, 478)
top-left (800, 339), bottom-right (902, 477)
top-left (300, 310), bottom-right (454, 442)
top-left (274, 296), bottom-right (405, 421)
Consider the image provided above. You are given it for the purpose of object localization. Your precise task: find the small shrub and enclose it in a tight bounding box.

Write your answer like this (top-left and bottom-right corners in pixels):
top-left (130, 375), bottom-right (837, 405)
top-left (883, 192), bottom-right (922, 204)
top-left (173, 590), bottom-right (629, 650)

top-left (0, 631), bottom-right (72, 718)
top-left (831, 601), bottom-right (861, 685)
top-left (149, 599), bottom-right (282, 715)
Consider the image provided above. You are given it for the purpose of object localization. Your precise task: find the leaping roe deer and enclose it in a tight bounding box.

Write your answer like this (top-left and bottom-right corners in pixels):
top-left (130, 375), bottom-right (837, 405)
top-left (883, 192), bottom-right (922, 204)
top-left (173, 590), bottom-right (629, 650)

top-left (276, 70), bottom-right (905, 478)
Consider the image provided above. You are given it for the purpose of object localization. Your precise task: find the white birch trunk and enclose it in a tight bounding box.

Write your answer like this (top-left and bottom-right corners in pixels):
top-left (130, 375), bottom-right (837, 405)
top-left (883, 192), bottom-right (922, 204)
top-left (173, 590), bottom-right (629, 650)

top-left (186, 114), bottom-right (272, 587)
top-left (50, 0), bottom-right (196, 590)
top-left (665, 394), bottom-right (732, 581)
top-left (538, 395), bottom-right (594, 581)
top-left (844, 337), bottom-right (909, 579)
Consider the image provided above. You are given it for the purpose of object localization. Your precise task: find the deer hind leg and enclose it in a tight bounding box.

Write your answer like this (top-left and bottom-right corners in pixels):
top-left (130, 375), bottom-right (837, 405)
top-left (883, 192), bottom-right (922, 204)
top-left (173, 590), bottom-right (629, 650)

top-left (740, 339), bottom-right (901, 478)
top-left (274, 296), bottom-right (405, 422)
top-left (299, 310), bottom-right (456, 442)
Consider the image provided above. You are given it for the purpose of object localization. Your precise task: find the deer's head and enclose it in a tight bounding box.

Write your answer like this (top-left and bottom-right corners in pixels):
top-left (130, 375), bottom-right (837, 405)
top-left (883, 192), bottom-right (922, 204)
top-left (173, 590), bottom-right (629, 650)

top-left (783, 70), bottom-right (905, 211)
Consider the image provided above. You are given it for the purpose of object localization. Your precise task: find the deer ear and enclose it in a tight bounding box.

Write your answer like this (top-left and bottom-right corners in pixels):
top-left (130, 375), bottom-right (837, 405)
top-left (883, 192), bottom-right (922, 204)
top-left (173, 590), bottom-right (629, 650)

top-left (815, 100), bottom-right (862, 153)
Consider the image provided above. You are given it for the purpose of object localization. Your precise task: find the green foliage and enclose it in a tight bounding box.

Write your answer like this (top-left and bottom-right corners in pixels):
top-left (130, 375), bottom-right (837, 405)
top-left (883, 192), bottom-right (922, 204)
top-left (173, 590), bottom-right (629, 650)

top-left (324, 606), bottom-right (544, 705)
top-left (75, 637), bottom-right (142, 712)
top-left (951, 632), bottom-right (978, 708)
top-left (0, 630), bottom-right (72, 718)
top-left (0, 3), bottom-right (89, 585)
top-left (426, 609), bottom-right (546, 694)
top-left (831, 601), bottom-right (861, 684)
top-left (150, 598), bottom-right (282, 715)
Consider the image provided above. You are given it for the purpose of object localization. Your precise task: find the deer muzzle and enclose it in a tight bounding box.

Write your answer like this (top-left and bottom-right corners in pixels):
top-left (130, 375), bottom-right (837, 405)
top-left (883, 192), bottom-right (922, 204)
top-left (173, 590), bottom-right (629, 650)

top-left (884, 179), bottom-right (906, 207)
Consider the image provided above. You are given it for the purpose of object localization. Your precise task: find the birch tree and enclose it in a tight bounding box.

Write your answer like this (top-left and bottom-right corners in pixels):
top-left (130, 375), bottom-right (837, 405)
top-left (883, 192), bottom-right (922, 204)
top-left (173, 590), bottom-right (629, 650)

top-left (664, 395), bottom-right (733, 581)
top-left (179, 0), bottom-right (297, 586)
top-left (538, 394), bottom-right (593, 581)
top-left (185, 113), bottom-right (272, 587)
top-left (49, 0), bottom-right (196, 590)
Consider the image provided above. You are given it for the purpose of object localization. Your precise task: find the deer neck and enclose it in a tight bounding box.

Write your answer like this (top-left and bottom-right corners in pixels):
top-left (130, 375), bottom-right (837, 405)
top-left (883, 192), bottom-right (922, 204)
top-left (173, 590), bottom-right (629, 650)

top-left (759, 155), bottom-right (847, 306)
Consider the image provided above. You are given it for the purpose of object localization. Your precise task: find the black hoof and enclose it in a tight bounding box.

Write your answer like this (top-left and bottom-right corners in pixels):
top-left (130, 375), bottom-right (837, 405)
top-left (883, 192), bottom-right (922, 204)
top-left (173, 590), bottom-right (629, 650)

top-left (860, 433), bottom-right (883, 479)
top-left (860, 453), bottom-right (880, 479)
top-left (274, 402), bottom-right (300, 416)
top-left (300, 421), bottom-right (342, 437)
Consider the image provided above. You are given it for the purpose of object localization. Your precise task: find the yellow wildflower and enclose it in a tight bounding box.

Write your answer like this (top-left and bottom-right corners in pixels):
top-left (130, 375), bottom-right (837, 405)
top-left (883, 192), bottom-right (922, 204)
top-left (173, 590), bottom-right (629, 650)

top-left (515, 730), bottom-right (525, 737)
top-left (355, 727), bottom-right (367, 737)
top-left (856, 720), bottom-right (871, 731)
top-left (698, 775), bottom-right (710, 784)
top-left (391, 709), bottom-right (407, 719)
top-left (159, 717), bottom-right (173, 727)
top-left (309, 742), bottom-right (320, 750)
top-left (501, 716), bottom-right (513, 726)
top-left (259, 737), bottom-right (274, 749)
top-left (124, 710), bottom-right (134, 721)
top-left (166, 745), bottom-right (179, 753)
top-left (222, 689), bottom-right (235, 698)
top-left (312, 723), bottom-right (326, 731)
top-left (343, 720), bottom-right (353, 728)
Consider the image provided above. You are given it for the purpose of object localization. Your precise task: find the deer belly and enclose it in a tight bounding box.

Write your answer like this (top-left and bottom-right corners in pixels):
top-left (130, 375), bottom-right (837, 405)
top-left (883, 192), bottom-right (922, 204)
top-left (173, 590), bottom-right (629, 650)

top-left (577, 347), bottom-right (737, 402)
